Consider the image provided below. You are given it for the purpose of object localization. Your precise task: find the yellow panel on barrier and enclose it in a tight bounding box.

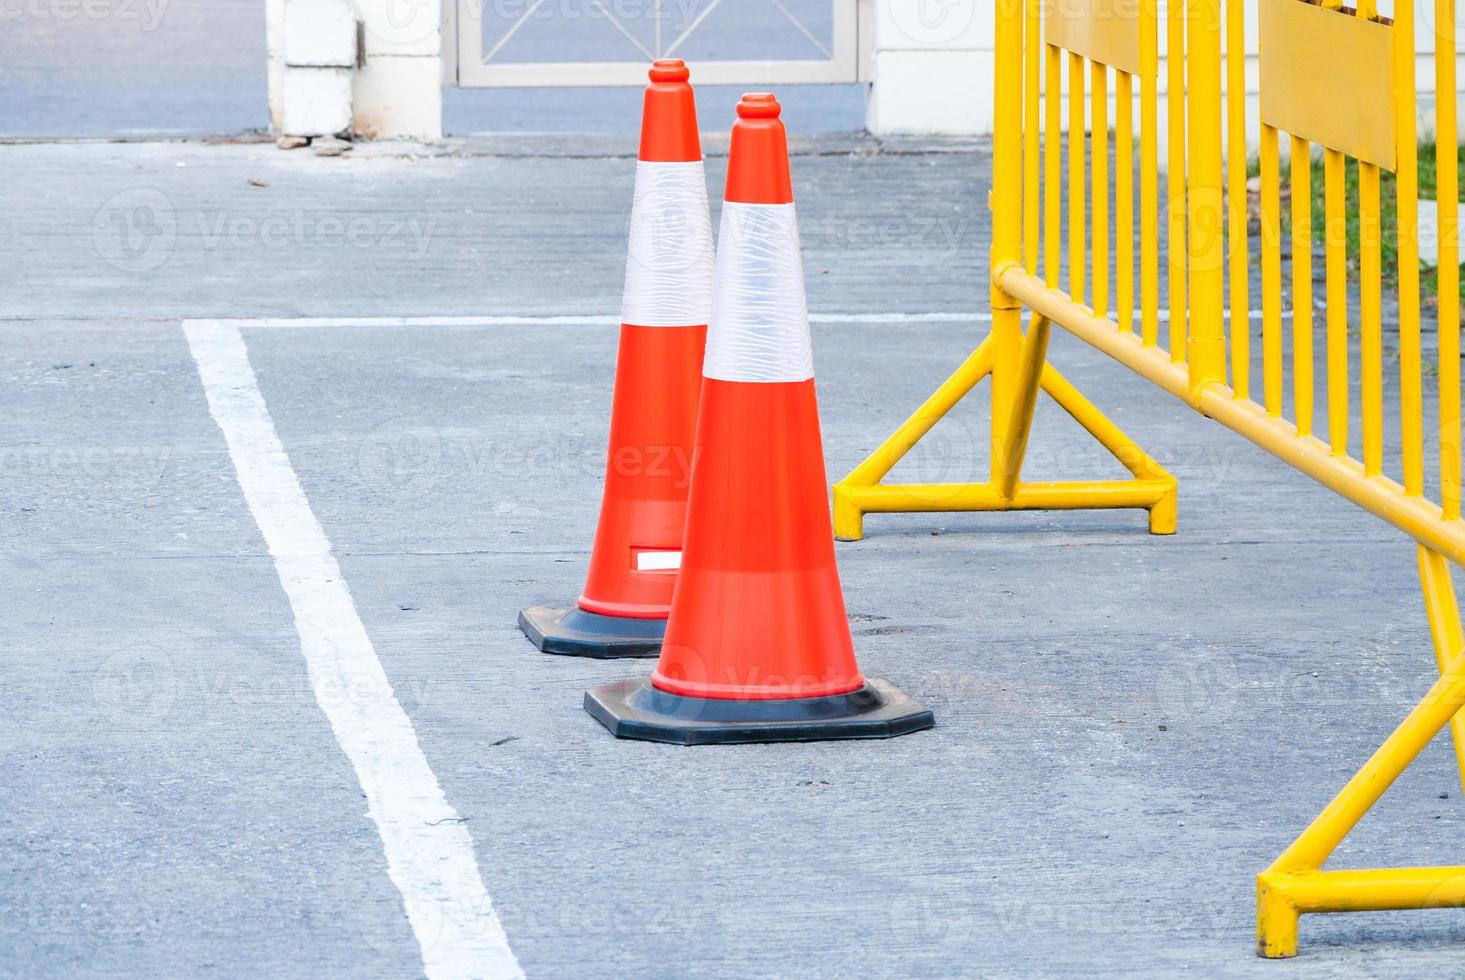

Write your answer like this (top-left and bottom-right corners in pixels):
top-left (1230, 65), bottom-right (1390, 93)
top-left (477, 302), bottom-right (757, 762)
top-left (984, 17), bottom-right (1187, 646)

top-left (1258, 0), bottom-right (1396, 170)
top-left (1045, 0), bottom-right (1141, 75)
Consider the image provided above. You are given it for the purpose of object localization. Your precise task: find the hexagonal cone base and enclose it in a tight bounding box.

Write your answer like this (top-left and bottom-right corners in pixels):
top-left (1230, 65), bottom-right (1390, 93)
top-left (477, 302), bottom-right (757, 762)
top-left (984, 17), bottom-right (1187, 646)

top-left (584, 678), bottom-right (934, 745)
top-left (518, 604), bottom-right (665, 659)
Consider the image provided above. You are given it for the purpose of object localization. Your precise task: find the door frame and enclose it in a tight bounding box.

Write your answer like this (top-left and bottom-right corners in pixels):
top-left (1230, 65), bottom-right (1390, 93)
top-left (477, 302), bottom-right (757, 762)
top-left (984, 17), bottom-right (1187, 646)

top-left (450, 0), bottom-right (869, 87)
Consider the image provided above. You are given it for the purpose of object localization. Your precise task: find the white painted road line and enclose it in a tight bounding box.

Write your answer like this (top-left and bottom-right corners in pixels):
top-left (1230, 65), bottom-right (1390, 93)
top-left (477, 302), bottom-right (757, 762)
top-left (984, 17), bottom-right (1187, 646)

top-left (0, 309), bottom-right (1296, 327)
top-left (183, 320), bottom-right (522, 980)
top-left (199, 312), bottom-right (977, 329)
top-left (185, 308), bottom-right (1291, 331)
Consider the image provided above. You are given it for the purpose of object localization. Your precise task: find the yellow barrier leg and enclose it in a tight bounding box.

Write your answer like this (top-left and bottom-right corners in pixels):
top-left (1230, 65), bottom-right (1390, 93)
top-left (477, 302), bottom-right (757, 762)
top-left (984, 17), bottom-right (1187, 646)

top-left (1039, 363), bottom-right (1178, 534)
top-left (1257, 640), bottom-right (1465, 957)
top-left (832, 0), bottom-right (1176, 544)
top-left (833, 333), bottom-right (1179, 540)
top-left (833, 338), bottom-right (995, 541)
top-left (1419, 545), bottom-right (1465, 793)
top-left (988, 302), bottom-right (1026, 488)
top-left (1255, 877), bottom-right (1300, 960)
top-left (997, 315), bottom-right (1052, 500)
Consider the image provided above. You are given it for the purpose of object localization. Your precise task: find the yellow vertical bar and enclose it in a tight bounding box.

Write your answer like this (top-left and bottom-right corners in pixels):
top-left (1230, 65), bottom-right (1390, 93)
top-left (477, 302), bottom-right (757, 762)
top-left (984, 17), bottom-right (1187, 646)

top-left (1319, 0), bottom-right (1346, 453)
top-left (1325, 150), bottom-right (1348, 455)
top-left (1116, 71), bottom-right (1135, 334)
top-left (1395, 0), bottom-right (1423, 497)
top-left (1045, 45), bottom-right (1063, 288)
top-left (1260, 124), bottom-right (1282, 416)
top-left (1140, 0), bottom-right (1160, 347)
top-left (1361, 161), bottom-right (1383, 476)
top-left (990, 0), bottom-right (1025, 268)
top-left (1291, 136), bottom-right (1315, 438)
top-left (1092, 62), bottom-right (1110, 318)
top-left (1186, 0), bottom-right (1225, 390)
top-left (992, 0), bottom-right (1026, 271)
top-left (1166, 0), bottom-right (1188, 362)
top-left (1226, 0), bottom-right (1250, 400)
top-left (1070, 52), bottom-right (1087, 306)
top-left (990, 0), bottom-right (1027, 485)
top-left (1024, 0), bottom-right (1041, 272)
top-left (1438, 0), bottom-right (1461, 519)
top-left (998, 314), bottom-right (1053, 498)
top-left (1354, 0), bottom-right (1383, 475)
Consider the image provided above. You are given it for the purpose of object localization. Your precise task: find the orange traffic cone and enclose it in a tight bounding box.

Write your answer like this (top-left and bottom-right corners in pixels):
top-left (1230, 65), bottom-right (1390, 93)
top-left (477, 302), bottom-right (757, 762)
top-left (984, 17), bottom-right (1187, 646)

top-left (519, 60), bottom-right (714, 658)
top-left (586, 93), bottom-right (935, 743)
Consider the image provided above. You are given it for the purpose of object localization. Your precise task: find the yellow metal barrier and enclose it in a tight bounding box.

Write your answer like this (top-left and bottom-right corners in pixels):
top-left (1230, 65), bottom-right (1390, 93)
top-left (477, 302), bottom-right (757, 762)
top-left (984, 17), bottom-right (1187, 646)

top-left (834, 0), bottom-right (1465, 957)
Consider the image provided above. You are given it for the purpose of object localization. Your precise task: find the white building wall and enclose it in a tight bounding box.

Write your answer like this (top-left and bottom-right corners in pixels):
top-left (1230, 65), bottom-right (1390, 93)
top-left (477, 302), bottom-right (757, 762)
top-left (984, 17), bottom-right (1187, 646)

top-left (265, 0), bottom-right (1458, 145)
top-left (267, 0), bottom-right (286, 132)
top-left (867, 0), bottom-right (1462, 142)
top-left (867, 0), bottom-right (991, 135)
top-left (353, 0), bottom-right (444, 139)
top-left (268, 0), bottom-right (444, 140)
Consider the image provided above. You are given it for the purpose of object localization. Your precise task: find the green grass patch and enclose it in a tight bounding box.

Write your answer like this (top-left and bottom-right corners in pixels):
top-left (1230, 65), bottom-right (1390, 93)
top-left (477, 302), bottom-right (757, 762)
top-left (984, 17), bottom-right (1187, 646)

top-left (1251, 141), bottom-right (1465, 311)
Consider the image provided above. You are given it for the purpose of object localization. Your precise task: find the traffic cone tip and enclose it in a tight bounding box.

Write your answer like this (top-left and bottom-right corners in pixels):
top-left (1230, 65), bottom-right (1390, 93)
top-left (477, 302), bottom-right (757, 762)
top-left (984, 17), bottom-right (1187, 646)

top-left (648, 58), bottom-right (689, 82)
top-left (723, 92), bottom-right (793, 204)
top-left (639, 59), bottom-right (701, 163)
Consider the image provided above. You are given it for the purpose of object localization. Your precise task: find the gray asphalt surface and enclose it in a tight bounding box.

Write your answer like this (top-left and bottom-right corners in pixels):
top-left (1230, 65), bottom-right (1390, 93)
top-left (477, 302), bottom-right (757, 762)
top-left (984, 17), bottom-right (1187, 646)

top-left (3, 137), bottom-right (1465, 977)
top-left (0, 0), bottom-right (269, 138)
top-left (1, 0), bottom-right (865, 138)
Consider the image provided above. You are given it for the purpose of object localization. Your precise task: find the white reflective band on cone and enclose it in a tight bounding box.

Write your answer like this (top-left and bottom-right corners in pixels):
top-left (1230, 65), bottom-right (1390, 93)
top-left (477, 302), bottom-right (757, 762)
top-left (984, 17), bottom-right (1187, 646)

top-left (703, 202), bottom-right (814, 384)
top-left (620, 161), bottom-right (716, 327)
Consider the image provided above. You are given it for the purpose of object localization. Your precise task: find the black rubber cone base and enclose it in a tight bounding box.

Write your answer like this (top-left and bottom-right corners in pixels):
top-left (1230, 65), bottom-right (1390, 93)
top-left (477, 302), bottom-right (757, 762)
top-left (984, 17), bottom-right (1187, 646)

top-left (584, 678), bottom-right (934, 745)
top-left (518, 604), bottom-right (666, 658)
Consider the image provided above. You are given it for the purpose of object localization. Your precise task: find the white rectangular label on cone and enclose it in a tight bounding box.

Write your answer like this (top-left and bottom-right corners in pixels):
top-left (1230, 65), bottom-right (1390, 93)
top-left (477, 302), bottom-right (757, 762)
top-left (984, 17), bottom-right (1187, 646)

top-left (634, 550), bottom-right (682, 571)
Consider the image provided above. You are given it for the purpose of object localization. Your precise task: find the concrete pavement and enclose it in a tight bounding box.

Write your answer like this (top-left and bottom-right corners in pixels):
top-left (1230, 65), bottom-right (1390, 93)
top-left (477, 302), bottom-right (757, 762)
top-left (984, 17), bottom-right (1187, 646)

top-left (2, 136), bottom-right (1463, 977)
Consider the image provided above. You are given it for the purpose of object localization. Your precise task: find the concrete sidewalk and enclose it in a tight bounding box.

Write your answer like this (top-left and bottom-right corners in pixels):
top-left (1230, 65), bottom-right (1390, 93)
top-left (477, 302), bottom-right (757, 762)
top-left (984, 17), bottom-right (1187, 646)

top-left (2, 137), bottom-right (1463, 977)
top-left (0, 134), bottom-right (986, 321)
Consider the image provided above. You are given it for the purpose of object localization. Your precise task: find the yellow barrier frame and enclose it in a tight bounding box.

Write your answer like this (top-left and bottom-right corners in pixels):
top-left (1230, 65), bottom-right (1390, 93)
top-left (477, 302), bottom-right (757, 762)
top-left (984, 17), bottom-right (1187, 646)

top-left (832, 0), bottom-right (1176, 543)
top-left (835, 0), bottom-right (1465, 957)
